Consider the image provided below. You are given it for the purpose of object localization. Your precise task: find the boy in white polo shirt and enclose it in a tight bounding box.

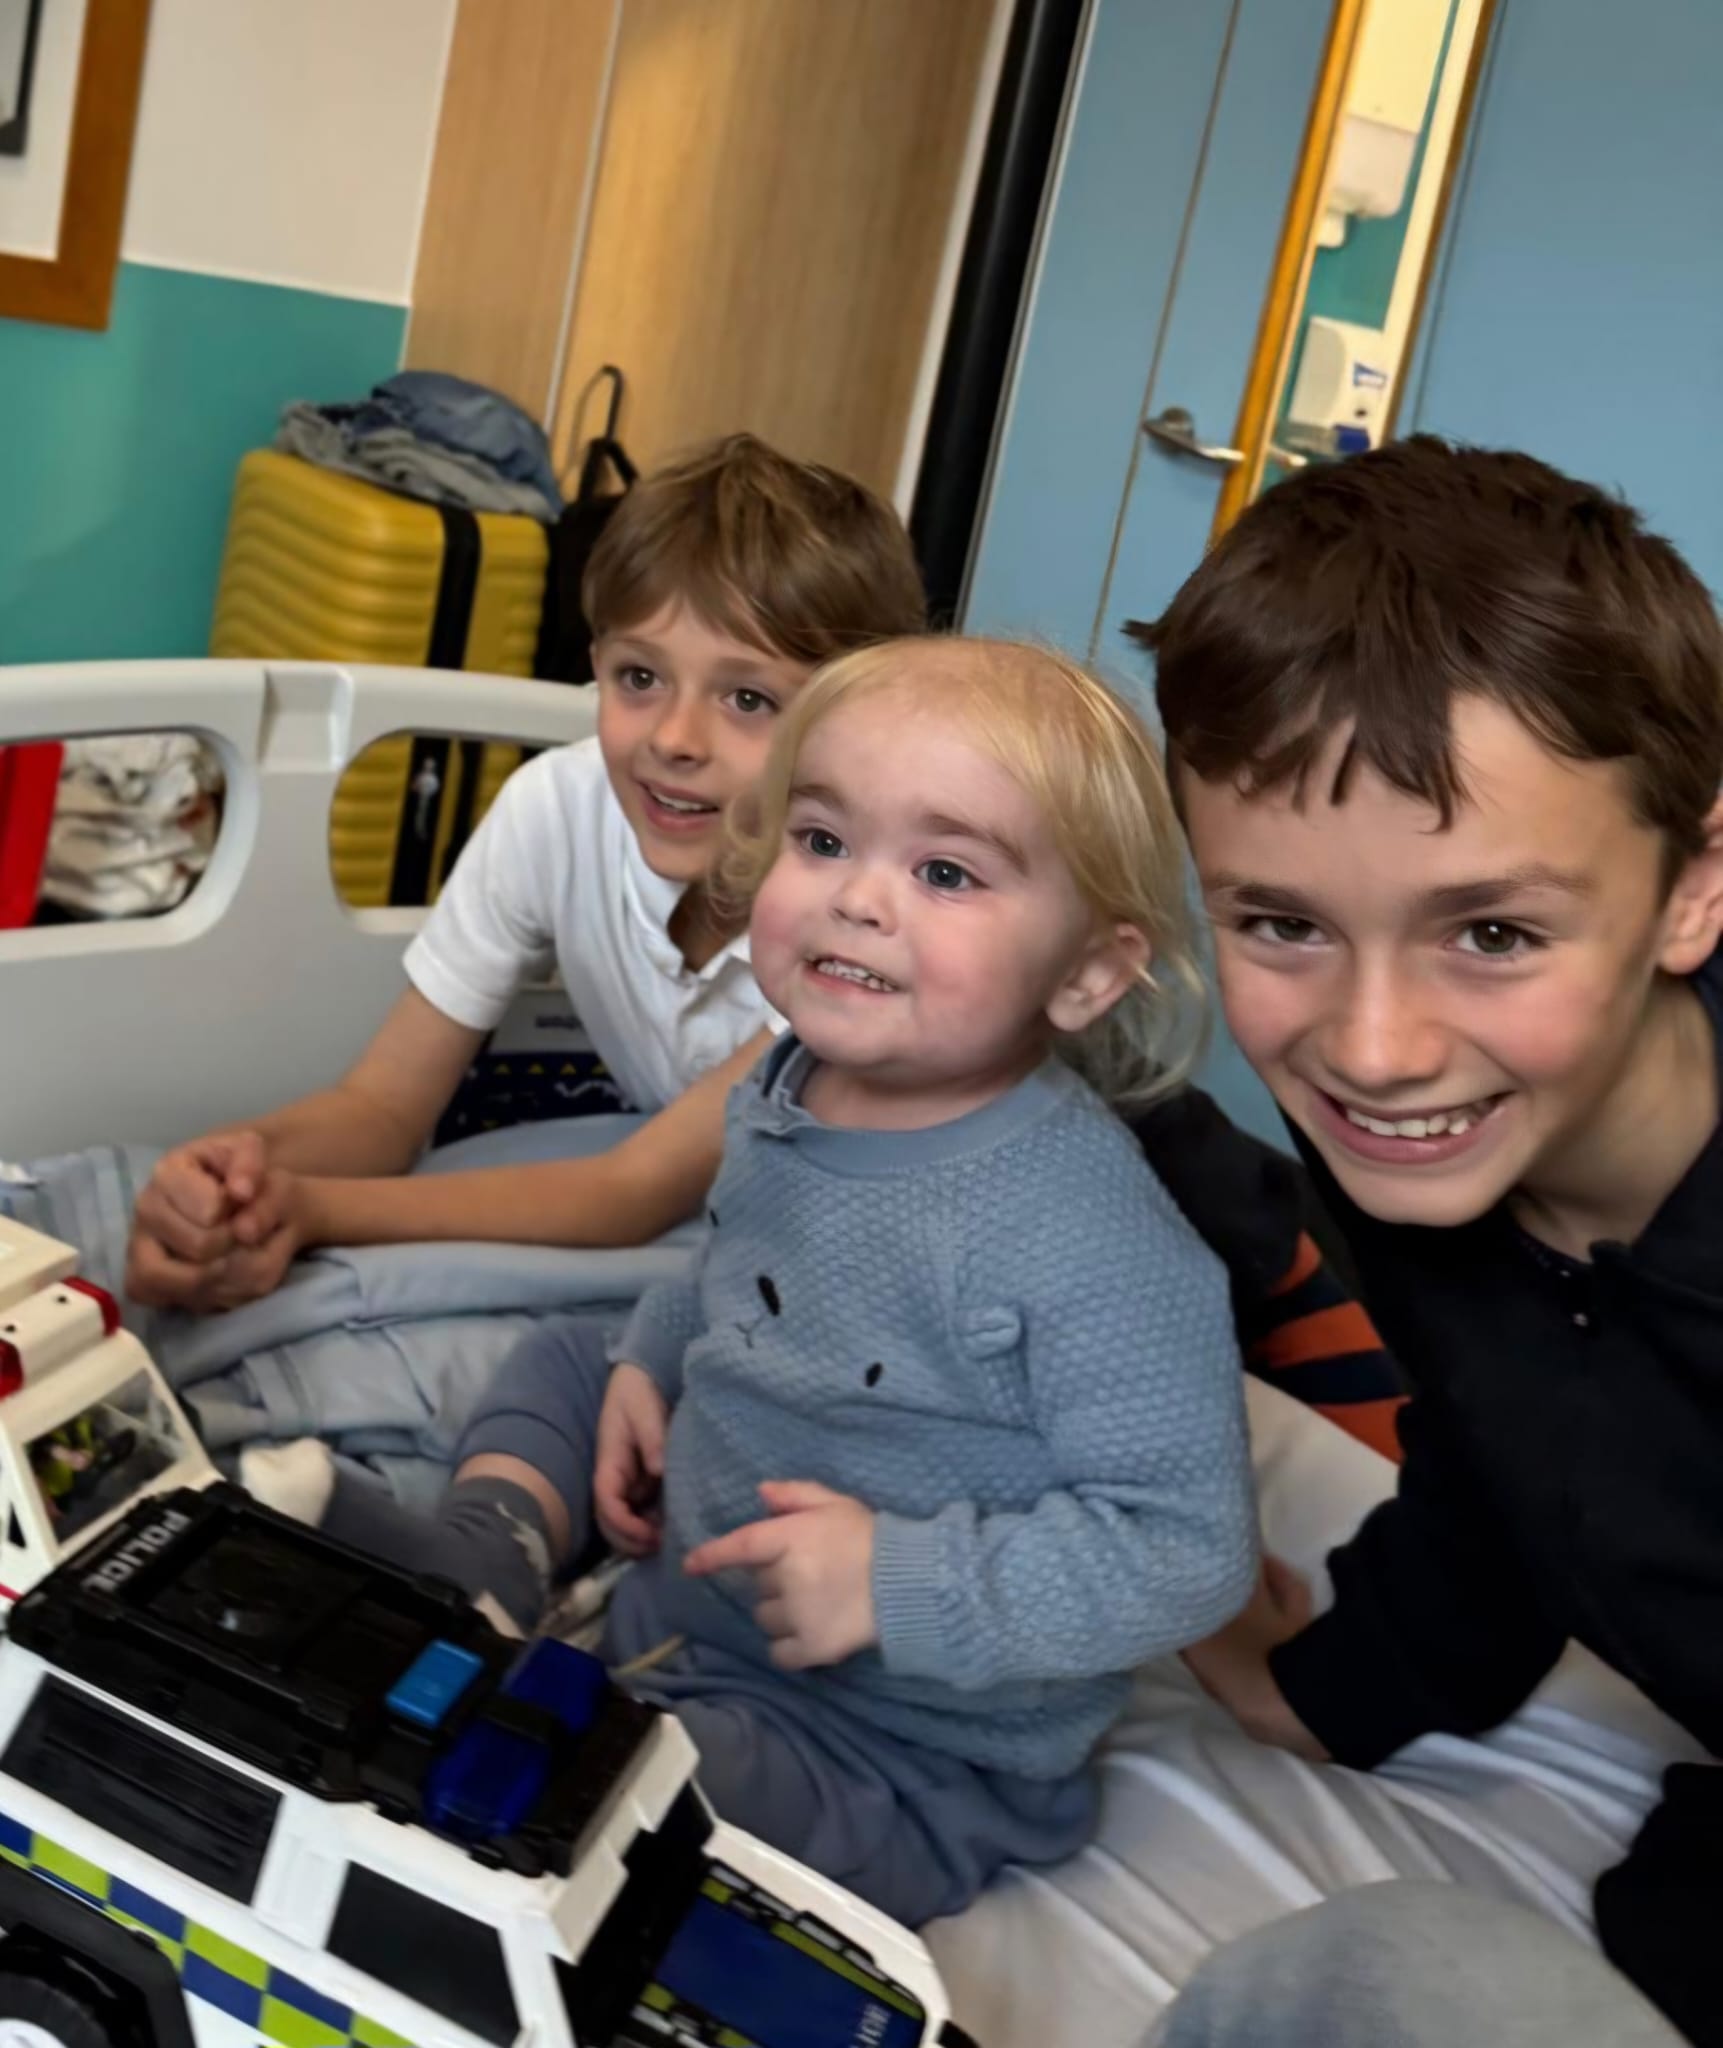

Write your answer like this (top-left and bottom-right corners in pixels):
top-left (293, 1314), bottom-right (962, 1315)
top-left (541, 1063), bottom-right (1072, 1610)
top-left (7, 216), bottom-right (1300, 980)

top-left (125, 435), bottom-right (926, 1310)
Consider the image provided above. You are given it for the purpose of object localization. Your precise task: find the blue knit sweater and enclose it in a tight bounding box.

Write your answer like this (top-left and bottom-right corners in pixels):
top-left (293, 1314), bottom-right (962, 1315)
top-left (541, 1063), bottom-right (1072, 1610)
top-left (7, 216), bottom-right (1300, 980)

top-left (618, 1039), bottom-right (1257, 1779)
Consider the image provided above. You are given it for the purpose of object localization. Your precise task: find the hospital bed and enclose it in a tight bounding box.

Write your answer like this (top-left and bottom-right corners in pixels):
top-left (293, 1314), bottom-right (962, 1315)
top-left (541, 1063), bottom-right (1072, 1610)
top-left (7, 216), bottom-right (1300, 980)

top-left (0, 662), bottom-right (1694, 2042)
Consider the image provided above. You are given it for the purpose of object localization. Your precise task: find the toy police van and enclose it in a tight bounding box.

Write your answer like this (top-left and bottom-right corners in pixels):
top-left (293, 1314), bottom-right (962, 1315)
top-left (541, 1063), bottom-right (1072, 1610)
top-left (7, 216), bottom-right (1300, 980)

top-left (0, 1217), bottom-right (216, 1606)
top-left (0, 1481), bottom-right (968, 2048)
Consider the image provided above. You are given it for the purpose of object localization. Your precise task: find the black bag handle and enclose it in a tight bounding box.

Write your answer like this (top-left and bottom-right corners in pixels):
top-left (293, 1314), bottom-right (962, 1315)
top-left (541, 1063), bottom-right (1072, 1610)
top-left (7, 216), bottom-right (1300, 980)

top-left (566, 365), bottom-right (638, 503)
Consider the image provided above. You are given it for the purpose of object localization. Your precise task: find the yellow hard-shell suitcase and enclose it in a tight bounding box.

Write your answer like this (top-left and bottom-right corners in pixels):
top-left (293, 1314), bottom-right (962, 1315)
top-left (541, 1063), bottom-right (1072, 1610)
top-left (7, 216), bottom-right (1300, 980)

top-left (210, 449), bottom-right (549, 906)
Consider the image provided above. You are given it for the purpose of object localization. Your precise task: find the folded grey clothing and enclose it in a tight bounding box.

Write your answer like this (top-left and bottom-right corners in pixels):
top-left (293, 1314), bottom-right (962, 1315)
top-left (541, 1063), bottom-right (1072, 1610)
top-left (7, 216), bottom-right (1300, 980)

top-left (348, 371), bottom-right (563, 507)
top-left (277, 404), bottom-right (558, 520)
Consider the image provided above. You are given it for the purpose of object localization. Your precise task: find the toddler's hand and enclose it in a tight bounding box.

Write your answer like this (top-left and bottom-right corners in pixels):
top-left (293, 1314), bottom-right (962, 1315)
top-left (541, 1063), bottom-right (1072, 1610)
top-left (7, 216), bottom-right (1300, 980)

top-left (684, 1480), bottom-right (877, 1670)
top-left (1181, 1554), bottom-right (1328, 1758)
top-left (593, 1363), bottom-right (668, 1557)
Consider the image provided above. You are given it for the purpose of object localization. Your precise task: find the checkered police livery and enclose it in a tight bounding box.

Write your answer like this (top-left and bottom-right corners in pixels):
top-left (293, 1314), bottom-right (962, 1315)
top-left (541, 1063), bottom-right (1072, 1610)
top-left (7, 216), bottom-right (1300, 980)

top-left (0, 1811), bottom-right (410, 2047)
top-left (0, 1485), bottom-right (953, 2048)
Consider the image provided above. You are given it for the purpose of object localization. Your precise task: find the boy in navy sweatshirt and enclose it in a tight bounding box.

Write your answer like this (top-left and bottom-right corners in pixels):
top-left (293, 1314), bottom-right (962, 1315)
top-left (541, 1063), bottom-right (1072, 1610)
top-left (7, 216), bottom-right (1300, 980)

top-left (1142, 439), bottom-right (1723, 2047)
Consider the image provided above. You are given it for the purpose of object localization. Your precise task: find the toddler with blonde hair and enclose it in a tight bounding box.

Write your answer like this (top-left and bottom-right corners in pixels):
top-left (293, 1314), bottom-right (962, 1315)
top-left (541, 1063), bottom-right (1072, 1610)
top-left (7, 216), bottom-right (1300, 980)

top-left (251, 638), bottom-right (1256, 1925)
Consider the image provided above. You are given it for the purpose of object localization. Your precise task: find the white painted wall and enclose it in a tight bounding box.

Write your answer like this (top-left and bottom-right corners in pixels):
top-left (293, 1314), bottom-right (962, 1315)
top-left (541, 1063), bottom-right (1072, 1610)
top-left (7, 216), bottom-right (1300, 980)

top-left (120, 0), bottom-right (455, 302)
top-left (0, 0), bottom-right (89, 260)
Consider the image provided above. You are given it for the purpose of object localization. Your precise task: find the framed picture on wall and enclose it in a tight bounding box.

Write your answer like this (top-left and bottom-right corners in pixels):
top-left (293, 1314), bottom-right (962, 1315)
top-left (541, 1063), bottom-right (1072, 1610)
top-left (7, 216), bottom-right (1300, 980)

top-left (0, 0), bottom-right (151, 328)
top-left (0, 0), bottom-right (44, 155)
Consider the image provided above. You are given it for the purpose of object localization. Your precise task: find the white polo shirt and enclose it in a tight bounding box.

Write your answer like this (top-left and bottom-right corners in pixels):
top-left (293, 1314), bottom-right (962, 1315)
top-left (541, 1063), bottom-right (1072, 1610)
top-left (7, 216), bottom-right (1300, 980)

top-left (404, 738), bottom-right (779, 1113)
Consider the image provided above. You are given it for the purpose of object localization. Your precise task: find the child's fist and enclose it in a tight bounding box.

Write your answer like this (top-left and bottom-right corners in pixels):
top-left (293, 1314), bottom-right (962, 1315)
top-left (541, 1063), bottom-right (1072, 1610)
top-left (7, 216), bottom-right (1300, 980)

top-left (200, 1167), bottom-right (306, 1310)
top-left (127, 1130), bottom-right (280, 1310)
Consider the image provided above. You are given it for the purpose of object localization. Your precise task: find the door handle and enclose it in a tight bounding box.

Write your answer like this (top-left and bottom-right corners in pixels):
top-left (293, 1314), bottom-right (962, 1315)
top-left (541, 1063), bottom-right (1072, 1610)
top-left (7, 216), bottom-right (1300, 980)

top-left (1142, 405), bottom-right (1245, 469)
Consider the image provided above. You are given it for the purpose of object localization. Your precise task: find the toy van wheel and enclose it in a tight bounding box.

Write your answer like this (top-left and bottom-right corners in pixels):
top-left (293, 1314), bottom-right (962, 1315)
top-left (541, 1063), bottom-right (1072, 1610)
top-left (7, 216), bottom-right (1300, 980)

top-left (0, 1974), bottom-right (114, 2048)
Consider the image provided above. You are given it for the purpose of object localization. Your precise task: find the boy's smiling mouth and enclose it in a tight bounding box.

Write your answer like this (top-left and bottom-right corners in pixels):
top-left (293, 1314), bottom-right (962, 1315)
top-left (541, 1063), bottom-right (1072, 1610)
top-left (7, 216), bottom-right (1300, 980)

top-left (1333, 1092), bottom-right (1505, 1139)
top-left (1310, 1086), bottom-right (1510, 1165)
top-left (637, 779), bottom-right (724, 839)
top-left (640, 779), bottom-right (719, 816)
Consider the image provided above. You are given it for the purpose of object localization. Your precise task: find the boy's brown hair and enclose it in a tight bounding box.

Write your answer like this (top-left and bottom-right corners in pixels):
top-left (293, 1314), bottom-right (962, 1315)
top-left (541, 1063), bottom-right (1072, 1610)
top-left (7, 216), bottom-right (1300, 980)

top-left (1137, 438), bottom-right (1723, 863)
top-left (583, 433), bottom-right (926, 665)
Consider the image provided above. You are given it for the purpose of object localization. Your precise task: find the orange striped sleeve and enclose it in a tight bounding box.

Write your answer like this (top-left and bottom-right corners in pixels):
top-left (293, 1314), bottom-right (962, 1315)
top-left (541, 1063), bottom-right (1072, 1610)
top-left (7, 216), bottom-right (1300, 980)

top-left (1251, 1300), bottom-right (1386, 1370)
top-left (1269, 1231), bottom-right (1323, 1295)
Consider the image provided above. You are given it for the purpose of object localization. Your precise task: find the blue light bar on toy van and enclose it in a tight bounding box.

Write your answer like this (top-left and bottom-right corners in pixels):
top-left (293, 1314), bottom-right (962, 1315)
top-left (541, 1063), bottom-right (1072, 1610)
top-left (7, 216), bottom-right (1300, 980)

top-left (424, 1637), bottom-right (609, 1843)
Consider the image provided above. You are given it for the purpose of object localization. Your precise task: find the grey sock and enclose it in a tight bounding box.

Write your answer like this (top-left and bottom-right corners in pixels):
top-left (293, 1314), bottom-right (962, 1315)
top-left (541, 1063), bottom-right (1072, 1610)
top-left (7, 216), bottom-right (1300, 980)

top-left (322, 1470), bottom-right (556, 1632)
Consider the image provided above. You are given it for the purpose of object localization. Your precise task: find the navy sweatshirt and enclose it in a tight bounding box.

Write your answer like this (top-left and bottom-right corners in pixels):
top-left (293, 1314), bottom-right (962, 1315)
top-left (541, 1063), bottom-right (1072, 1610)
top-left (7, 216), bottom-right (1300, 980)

top-left (1271, 949), bottom-right (1723, 2046)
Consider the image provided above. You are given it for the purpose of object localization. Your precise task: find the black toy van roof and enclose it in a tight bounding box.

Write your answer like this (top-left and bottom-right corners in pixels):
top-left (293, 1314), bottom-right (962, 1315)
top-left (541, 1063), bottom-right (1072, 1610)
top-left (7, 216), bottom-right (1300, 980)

top-left (5, 1484), bottom-right (657, 1879)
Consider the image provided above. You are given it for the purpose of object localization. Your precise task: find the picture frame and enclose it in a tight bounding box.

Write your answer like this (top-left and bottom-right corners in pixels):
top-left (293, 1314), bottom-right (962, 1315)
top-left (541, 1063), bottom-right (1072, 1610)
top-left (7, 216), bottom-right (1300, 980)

top-left (0, 0), bottom-right (153, 330)
top-left (0, 0), bottom-right (45, 157)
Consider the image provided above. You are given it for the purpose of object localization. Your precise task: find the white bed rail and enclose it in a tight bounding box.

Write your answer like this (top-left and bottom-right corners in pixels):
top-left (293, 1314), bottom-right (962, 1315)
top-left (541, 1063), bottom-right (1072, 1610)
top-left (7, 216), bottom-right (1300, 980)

top-left (0, 661), bottom-right (597, 1157)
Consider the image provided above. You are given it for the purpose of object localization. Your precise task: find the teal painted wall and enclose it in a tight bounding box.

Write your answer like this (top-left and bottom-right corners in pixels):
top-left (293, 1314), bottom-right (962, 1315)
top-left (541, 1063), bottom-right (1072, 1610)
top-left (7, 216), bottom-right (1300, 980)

top-left (0, 262), bottom-right (405, 665)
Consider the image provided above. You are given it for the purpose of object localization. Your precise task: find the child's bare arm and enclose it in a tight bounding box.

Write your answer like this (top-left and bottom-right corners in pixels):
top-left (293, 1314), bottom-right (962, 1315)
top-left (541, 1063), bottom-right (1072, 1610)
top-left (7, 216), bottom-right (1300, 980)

top-left (287, 1029), bottom-right (768, 1253)
top-left (241, 986), bottom-right (487, 1176)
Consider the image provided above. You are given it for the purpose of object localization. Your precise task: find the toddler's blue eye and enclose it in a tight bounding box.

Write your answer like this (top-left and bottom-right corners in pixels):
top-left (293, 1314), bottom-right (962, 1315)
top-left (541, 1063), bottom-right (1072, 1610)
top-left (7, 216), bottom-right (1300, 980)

top-left (801, 828), bottom-right (845, 858)
top-left (918, 858), bottom-right (972, 892)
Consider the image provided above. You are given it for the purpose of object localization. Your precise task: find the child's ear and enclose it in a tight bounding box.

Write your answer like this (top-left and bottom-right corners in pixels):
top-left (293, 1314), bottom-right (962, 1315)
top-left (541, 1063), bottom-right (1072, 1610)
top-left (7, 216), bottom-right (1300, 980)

top-left (1659, 797), bottom-right (1723, 974)
top-left (1046, 924), bottom-right (1151, 1035)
